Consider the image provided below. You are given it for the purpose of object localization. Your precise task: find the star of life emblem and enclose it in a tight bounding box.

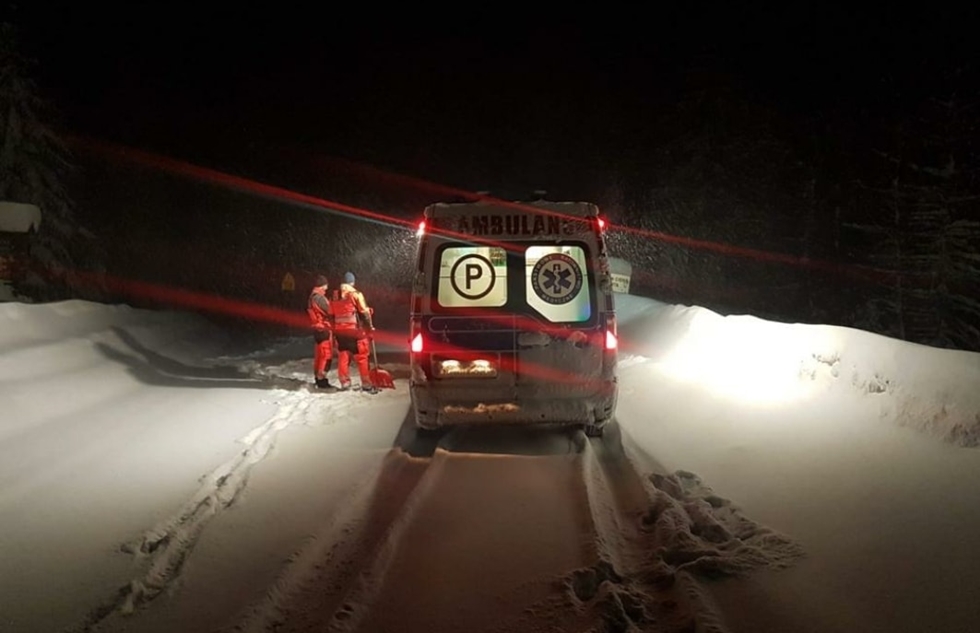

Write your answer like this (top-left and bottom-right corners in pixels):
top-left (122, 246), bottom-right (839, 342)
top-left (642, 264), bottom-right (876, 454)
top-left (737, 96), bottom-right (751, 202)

top-left (531, 253), bottom-right (583, 305)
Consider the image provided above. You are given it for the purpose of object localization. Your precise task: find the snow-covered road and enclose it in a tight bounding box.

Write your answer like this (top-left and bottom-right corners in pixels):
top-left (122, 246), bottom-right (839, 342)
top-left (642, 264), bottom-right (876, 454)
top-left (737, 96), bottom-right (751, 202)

top-left (80, 372), bottom-right (792, 633)
top-left (3, 296), bottom-right (980, 633)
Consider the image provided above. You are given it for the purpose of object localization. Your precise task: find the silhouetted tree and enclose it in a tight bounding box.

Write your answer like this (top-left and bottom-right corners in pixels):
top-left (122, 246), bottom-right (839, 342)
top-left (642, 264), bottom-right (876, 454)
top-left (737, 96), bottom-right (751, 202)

top-left (615, 66), bottom-right (813, 317)
top-left (0, 21), bottom-right (104, 301)
top-left (847, 66), bottom-right (980, 351)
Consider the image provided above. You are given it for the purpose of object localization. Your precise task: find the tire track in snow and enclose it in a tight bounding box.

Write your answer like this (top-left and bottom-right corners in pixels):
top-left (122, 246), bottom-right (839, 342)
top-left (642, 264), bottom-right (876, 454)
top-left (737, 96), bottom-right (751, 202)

top-left (470, 425), bottom-right (722, 633)
top-left (524, 421), bottom-right (805, 633)
top-left (213, 416), bottom-right (800, 633)
top-left (232, 422), bottom-right (734, 633)
top-left (256, 426), bottom-right (596, 633)
top-left (575, 425), bottom-right (731, 632)
top-left (231, 445), bottom-right (441, 633)
top-left (71, 388), bottom-right (354, 633)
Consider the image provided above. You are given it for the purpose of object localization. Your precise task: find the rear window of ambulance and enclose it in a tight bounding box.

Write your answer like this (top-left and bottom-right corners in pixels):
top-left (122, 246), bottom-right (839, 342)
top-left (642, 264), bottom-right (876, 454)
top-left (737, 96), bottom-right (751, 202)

top-left (433, 243), bottom-right (594, 323)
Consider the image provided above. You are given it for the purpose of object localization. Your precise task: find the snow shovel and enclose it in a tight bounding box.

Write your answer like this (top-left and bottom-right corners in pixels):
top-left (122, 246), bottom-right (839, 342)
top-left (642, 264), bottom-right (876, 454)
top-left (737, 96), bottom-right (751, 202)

top-left (369, 337), bottom-right (395, 389)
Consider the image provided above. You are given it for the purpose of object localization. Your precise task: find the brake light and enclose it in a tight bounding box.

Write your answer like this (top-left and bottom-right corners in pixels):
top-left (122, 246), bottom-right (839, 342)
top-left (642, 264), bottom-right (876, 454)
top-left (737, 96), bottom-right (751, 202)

top-left (604, 315), bottom-right (617, 350)
top-left (409, 316), bottom-right (424, 353)
top-left (416, 220), bottom-right (427, 237)
top-left (605, 330), bottom-right (617, 350)
top-left (597, 217), bottom-right (606, 231)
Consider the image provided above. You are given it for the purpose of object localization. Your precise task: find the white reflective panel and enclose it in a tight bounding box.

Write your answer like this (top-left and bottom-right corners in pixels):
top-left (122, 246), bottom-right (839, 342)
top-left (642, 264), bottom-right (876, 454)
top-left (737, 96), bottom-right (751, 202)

top-left (525, 245), bottom-right (592, 323)
top-left (437, 246), bottom-right (507, 308)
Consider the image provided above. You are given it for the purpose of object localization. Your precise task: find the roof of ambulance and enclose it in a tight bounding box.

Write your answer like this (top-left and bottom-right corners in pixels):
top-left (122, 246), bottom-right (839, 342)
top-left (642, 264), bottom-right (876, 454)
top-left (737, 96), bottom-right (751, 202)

top-left (424, 200), bottom-right (599, 217)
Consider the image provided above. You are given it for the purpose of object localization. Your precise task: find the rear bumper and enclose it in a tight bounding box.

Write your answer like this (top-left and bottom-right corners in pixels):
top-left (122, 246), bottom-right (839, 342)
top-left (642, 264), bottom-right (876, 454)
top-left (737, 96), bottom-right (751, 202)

top-left (409, 379), bottom-right (617, 429)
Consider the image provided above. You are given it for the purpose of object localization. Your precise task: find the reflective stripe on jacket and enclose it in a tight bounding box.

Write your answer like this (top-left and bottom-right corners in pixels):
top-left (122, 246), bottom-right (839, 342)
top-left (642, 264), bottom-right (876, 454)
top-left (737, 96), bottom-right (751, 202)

top-left (330, 283), bottom-right (372, 335)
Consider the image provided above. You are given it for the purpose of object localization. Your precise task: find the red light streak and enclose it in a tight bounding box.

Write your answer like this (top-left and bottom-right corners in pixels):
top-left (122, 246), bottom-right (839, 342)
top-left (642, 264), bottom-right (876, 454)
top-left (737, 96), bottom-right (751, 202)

top-left (68, 136), bottom-right (911, 294)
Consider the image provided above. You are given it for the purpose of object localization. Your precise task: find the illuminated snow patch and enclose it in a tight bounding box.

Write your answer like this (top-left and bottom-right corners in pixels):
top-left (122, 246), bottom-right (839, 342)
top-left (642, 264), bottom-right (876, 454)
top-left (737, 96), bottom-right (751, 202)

top-left (617, 354), bottom-right (649, 369)
top-left (658, 309), bottom-right (841, 406)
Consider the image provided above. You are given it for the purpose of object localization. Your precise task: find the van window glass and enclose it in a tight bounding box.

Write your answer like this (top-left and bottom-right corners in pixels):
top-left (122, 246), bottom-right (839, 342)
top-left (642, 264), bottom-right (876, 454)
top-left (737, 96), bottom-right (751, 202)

top-left (436, 246), bottom-right (508, 308)
top-left (525, 245), bottom-right (592, 323)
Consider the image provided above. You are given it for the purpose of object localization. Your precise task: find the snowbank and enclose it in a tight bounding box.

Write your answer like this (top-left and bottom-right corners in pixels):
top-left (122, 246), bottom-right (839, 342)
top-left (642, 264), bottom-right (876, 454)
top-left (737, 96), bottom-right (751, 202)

top-left (616, 294), bottom-right (980, 447)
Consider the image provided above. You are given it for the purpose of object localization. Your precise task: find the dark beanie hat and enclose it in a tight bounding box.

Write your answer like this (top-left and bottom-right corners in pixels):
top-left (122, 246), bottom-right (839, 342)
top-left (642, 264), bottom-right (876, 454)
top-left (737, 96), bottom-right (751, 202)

top-left (315, 274), bottom-right (329, 286)
top-left (344, 272), bottom-right (355, 285)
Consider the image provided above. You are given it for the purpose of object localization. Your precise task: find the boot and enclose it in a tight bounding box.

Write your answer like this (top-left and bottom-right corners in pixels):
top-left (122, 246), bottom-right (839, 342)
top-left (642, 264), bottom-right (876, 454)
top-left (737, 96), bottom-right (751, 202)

top-left (318, 360), bottom-right (337, 389)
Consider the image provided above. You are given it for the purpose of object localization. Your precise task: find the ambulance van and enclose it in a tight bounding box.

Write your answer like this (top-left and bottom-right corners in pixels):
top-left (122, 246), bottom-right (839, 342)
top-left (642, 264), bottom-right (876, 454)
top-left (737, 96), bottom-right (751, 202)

top-left (408, 198), bottom-right (618, 437)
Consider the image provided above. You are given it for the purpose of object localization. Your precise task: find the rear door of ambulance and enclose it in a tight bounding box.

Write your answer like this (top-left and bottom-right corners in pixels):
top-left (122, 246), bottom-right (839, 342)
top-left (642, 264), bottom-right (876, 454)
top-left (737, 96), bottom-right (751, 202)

top-left (419, 203), bottom-right (606, 404)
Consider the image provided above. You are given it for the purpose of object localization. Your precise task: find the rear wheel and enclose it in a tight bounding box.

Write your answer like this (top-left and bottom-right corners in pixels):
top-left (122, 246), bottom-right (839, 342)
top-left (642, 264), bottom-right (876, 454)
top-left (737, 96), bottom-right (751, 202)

top-left (584, 413), bottom-right (612, 438)
top-left (416, 426), bottom-right (444, 438)
top-left (413, 408), bottom-right (444, 439)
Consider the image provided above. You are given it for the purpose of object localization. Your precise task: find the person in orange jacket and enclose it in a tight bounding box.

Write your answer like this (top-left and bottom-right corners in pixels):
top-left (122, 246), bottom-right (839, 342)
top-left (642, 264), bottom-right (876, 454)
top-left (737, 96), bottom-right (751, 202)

top-left (329, 271), bottom-right (377, 394)
top-left (307, 275), bottom-right (336, 390)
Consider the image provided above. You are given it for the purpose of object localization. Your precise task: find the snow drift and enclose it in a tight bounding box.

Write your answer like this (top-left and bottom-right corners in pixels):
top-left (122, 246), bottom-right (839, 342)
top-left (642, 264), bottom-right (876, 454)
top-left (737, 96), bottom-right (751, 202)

top-left (615, 294), bottom-right (980, 447)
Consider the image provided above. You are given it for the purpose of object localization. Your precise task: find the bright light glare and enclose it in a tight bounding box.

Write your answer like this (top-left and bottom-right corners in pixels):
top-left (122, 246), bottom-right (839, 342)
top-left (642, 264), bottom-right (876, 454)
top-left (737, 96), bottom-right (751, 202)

top-left (411, 333), bottom-right (423, 353)
top-left (416, 220), bottom-right (426, 237)
top-left (598, 217), bottom-right (606, 231)
top-left (658, 310), bottom-right (836, 406)
top-left (435, 358), bottom-right (497, 377)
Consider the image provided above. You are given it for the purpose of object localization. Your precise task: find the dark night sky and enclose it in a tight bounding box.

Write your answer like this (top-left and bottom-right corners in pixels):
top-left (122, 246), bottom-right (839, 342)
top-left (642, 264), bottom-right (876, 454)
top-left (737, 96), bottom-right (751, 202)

top-left (11, 5), bottom-right (975, 187)
top-left (5, 4), bottom-right (980, 344)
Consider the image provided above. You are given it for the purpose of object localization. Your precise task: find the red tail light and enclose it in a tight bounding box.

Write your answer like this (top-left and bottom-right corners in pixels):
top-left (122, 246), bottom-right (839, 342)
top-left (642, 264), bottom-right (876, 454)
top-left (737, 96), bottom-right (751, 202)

top-left (597, 216), bottom-right (606, 231)
top-left (604, 315), bottom-right (617, 350)
top-left (410, 317), bottom-right (424, 353)
top-left (605, 330), bottom-right (617, 350)
top-left (416, 220), bottom-right (427, 237)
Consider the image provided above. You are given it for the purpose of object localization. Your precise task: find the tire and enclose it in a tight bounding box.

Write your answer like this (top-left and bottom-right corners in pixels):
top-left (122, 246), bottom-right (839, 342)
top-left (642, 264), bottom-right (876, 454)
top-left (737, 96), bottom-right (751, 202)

top-left (584, 413), bottom-right (612, 438)
top-left (583, 423), bottom-right (604, 438)
top-left (416, 425), bottom-right (444, 440)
